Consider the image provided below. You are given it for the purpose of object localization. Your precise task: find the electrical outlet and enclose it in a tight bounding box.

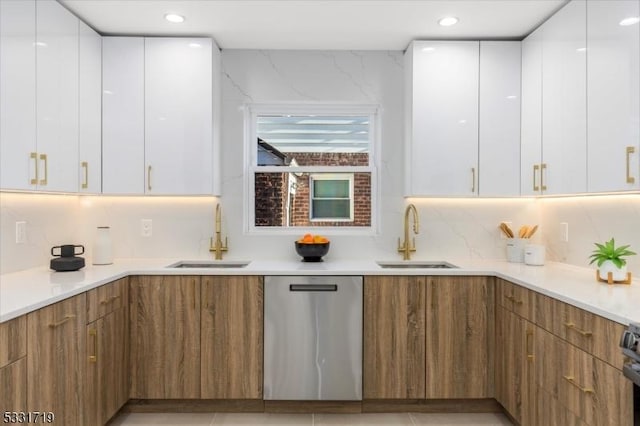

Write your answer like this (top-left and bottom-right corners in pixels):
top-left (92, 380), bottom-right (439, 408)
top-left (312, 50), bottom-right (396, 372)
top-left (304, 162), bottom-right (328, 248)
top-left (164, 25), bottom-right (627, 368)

top-left (560, 222), bottom-right (569, 242)
top-left (141, 219), bottom-right (152, 237)
top-left (15, 221), bottom-right (26, 244)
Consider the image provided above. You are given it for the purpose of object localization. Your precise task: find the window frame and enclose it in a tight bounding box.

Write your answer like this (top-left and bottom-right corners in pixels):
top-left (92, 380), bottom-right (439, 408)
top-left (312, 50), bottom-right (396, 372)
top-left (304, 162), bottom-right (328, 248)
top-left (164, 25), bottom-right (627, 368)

top-left (309, 173), bottom-right (355, 222)
top-left (244, 103), bottom-right (380, 235)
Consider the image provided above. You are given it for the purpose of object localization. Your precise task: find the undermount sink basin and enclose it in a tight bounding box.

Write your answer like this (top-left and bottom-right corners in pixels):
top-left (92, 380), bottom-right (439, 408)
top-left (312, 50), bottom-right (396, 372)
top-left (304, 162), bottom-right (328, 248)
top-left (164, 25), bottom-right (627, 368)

top-left (167, 260), bottom-right (250, 269)
top-left (376, 261), bottom-right (458, 269)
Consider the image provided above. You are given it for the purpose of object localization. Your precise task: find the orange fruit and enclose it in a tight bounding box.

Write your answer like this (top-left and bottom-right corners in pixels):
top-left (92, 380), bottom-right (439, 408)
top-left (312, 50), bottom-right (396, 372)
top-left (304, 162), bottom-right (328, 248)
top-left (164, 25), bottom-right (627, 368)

top-left (302, 234), bottom-right (314, 243)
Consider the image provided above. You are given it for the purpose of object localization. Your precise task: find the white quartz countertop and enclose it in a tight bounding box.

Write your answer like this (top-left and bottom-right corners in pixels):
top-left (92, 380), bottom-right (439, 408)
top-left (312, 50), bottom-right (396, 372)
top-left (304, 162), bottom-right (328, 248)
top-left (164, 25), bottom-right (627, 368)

top-left (1, 257), bottom-right (639, 325)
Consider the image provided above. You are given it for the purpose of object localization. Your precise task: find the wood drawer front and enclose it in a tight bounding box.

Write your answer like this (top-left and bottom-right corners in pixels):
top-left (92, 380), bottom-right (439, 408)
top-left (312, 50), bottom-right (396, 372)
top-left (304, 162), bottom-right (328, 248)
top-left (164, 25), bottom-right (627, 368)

top-left (497, 279), bottom-right (536, 322)
top-left (557, 339), bottom-right (633, 426)
top-left (0, 316), bottom-right (26, 367)
top-left (553, 300), bottom-right (625, 370)
top-left (536, 386), bottom-right (588, 426)
top-left (87, 277), bottom-right (128, 323)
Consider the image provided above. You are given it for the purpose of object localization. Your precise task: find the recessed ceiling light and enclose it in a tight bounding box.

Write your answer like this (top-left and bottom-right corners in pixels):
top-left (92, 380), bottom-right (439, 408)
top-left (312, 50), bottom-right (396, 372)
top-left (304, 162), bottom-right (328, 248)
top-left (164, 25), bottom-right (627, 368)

top-left (422, 47), bottom-right (436, 52)
top-left (506, 95), bottom-right (517, 100)
top-left (188, 42), bottom-right (202, 48)
top-left (438, 16), bottom-right (459, 27)
top-left (576, 47), bottom-right (587, 52)
top-left (164, 13), bottom-right (185, 23)
top-left (619, 16), bottom-right (640, 26)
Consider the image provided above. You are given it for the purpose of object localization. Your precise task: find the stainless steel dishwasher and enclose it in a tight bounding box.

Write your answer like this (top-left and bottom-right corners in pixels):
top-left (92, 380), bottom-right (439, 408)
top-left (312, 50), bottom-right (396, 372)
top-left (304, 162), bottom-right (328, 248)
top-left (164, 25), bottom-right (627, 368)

top-left (264, 275), bottom-right (363, 401)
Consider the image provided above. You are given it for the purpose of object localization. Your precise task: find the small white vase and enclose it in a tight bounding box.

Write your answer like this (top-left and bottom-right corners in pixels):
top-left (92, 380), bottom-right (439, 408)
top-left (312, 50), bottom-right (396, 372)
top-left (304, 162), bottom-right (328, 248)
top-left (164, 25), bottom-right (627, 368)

top-left (92, 226), bottom-right (113, 265)
top-left (598, 260), bottom-right (627, 281)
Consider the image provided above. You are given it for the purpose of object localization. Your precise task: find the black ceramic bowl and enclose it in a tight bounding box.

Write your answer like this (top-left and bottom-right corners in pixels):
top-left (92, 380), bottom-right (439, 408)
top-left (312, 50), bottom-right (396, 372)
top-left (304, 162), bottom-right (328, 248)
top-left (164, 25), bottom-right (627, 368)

top-left (295, 241), bottom-right (330, 262)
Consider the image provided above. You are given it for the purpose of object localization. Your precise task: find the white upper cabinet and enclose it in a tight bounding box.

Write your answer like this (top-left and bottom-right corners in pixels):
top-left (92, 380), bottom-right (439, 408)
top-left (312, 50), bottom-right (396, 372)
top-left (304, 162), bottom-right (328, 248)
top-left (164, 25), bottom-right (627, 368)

top-left (102, 37), bottom-right (218, 195)
top-left (0, 0), bottom-right (37, 190)
top-left (478, 41), bottom-right (521, 197)
top-left (587, 0), bottom-right (640, 192)
top-left (541, 0), bottom-right (587, 195)
top-left (36, 0), bottom-right (79, 192)
top-left (144, 38), bottom-right (214, 195)
top-left (78, 22), bottom-right (102, 194)
top-left (406, 41), bottom-right (480, 196)
top-left (520, 27), bottom-right (543, 196)
top-left (102, 37), bottom-right (145, 194)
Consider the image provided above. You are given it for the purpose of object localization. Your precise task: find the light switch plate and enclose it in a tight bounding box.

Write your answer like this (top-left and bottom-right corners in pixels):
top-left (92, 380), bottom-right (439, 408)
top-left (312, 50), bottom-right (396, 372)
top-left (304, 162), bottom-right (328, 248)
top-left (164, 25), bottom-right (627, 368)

top-left (560, 222), bottom-right (569, 242)
top-left (15, 221), bottom-right (26, 244)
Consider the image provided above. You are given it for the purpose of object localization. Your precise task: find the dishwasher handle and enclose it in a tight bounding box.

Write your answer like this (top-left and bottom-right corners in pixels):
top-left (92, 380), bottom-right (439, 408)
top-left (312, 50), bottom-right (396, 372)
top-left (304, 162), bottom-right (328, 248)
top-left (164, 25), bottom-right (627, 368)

top-left (290, 284), bottom-right (338, 292)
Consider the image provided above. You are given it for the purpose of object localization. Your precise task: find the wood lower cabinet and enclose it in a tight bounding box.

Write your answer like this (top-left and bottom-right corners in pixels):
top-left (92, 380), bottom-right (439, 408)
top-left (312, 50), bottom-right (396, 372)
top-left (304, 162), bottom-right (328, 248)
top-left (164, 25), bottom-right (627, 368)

top-left (0, 358), bottom-right (27, 412)
top-left (425, 276), bottom-right (494, 398)
top-left (363, 276), bottom-right (426, 399)
top-left (26, 294), bottom-right (86, 425)
top-left (201, 276), bottom-right (263, 399)
top-left (85, 306), bottom-right (128, 426)
top-left (129, 275), bottom-right (201, 399)
top-left (495, 306), bottom-right (536, 425)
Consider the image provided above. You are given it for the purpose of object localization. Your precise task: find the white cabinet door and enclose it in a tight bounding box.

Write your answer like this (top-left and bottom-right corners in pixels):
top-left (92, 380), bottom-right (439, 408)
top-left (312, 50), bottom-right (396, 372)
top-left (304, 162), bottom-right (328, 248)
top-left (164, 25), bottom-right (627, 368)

top-left (407, 41), bottom-right (480, 196)
top-left (520, 28), bottom-right (543, 196)
top-left (102, 37), bottom-right (145, 194)
top-left (0, 0), bottom-right (37, 190)
top-left (36, 0), bottom-right (79, 192)
top-left (144, 38), bottom-right (213, 195)
top-left (478, 41), bottom-right (521, 197)
top-left (78, 22), bottom-right (102, 194)
top-left (587, 0), bottom-right (640, 192)
top-left (541, 0), bottom-right (587, 195)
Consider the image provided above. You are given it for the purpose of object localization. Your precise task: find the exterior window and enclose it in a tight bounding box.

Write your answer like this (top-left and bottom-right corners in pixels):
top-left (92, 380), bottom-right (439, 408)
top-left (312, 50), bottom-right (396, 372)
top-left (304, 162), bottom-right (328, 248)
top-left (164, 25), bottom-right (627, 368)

top-left (246, 104), bottom-right (378, 234)
top-left (310, 174), bottom-right (353, 221)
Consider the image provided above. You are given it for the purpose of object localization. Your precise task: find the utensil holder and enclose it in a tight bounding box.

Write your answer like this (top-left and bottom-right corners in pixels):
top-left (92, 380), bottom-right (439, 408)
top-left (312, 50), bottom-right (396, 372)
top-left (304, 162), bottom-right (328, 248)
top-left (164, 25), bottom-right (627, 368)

top-left (506, 238), bottom-right (526, 263)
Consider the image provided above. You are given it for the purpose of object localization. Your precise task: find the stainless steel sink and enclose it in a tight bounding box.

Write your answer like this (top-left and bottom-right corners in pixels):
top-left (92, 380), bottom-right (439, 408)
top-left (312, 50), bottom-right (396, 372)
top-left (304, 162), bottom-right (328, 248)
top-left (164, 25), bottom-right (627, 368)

top-left (167, 260), bottom-right (250, 268)
top-left (376, 261), bottom-right (458, 269)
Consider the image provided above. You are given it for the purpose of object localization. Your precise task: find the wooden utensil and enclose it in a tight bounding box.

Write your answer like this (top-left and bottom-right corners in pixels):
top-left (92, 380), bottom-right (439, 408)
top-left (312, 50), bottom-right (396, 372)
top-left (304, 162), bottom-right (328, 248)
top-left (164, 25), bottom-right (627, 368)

top-left (499, 222), bottom-right (514, 238)
top-left (519, 225), bottom-right (529, 238)
top-left (526, 225), bottom-right (538, 239)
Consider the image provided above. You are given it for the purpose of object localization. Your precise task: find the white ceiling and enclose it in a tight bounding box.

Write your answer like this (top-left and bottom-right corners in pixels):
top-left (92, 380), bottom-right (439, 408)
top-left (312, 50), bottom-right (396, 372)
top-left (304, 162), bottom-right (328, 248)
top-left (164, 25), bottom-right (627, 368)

top-left (60, 0), bottom-right (568, 50)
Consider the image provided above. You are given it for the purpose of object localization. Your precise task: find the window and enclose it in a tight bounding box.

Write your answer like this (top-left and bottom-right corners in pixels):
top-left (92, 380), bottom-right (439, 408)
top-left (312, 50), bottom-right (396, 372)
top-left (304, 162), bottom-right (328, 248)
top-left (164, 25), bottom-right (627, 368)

top-left (310, 174), bottom-right (354, 221)
top-left (245, 104), bottom-right (378, 233)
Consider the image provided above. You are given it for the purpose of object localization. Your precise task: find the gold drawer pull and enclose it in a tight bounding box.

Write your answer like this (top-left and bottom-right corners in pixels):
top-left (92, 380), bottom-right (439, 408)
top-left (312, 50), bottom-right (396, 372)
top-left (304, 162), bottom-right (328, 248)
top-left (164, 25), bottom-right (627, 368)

top-left (81, 161), bottom-right (88, 189)
top-left (471, 167), bottom-right (476, 193)
top-left (540, 163), bottom-right (547, 191)
top-left (505, 295), bottom-right (523, 305)
top-left (563, 375), bottom-right (594, 394)
top-left (533, 164), bottom-right (540, 191)
top-left (147, 165), bottom-right (152, 191)
top-left (30, 152), bottom-right (38, 185)
top-left (99, 295), bottom-right (121, 305)
top-left (89, 328), bottom-right (97, 363)
top-left (39, 153), bottom-right (48, 186)
top-left (627, 146), bottom-right (636, 184)
top-left (564, 322), bottom-right (592, 337)
top-left (48, 314), bottom-right (75, 328)
top-left (526, 329), bottom-right (534, 362)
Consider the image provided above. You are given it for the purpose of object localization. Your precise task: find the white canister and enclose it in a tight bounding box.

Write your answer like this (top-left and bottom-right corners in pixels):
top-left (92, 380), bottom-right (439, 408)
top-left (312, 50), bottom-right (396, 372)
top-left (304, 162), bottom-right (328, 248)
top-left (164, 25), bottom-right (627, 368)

top-left (92, 226), bottom-right (113, 265)
top-left (506, 238), bottom-right (526, 263)
top-left (524, 244), bottom-right (545, 266)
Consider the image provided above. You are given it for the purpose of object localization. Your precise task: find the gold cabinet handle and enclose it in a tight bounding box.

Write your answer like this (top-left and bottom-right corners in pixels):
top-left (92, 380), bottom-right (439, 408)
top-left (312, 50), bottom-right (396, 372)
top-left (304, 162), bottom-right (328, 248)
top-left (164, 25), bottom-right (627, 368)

top-left (533, 164), bottom-right (540, 191)
top-left (99, 295), bottom-right (120, 305)
top-left (505, 294), bottom-right (523, 305)
top-left (627, 146), bottom-right (636, 184)
top-left (39, 153), bottom-right (48, 186)
top-left (88, 328), bottom-right (97, 363)
top-left (526, 329), bottom-right (534, 361)
top-left (563, 375), bottom-right (594, 394)
top-left (147, 165), bottom-right (152, 191)
top-left (564, 322), bottom-right (592, 337)
top-left (48, 314), bottom-right (75, 328)
top-left (81, 161), bottom-right (88, 189)
top-left (471, 167), bottom-right (476, 193)
top-left (540, 163), bottom-right (547, 191)
top-left (30, 152), bottom-right (38, 185)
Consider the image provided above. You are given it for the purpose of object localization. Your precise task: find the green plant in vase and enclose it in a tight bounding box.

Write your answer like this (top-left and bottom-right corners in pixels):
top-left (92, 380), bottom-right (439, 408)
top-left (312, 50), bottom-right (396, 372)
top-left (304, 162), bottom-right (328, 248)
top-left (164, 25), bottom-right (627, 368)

top-left (589, 238), bottom-right (636, 282)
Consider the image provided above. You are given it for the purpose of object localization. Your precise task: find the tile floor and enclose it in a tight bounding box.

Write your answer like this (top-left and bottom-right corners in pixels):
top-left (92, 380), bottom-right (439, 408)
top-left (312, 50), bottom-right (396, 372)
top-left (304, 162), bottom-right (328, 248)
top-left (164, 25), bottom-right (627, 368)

top-left (110, 412), bottom-right (513, 425)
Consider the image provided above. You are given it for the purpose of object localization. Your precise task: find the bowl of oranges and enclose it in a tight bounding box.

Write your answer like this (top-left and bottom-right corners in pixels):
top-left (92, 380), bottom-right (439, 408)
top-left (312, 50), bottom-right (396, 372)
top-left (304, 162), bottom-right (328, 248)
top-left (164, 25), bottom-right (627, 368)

top-left (295, 234), bottom-right (330, 262)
